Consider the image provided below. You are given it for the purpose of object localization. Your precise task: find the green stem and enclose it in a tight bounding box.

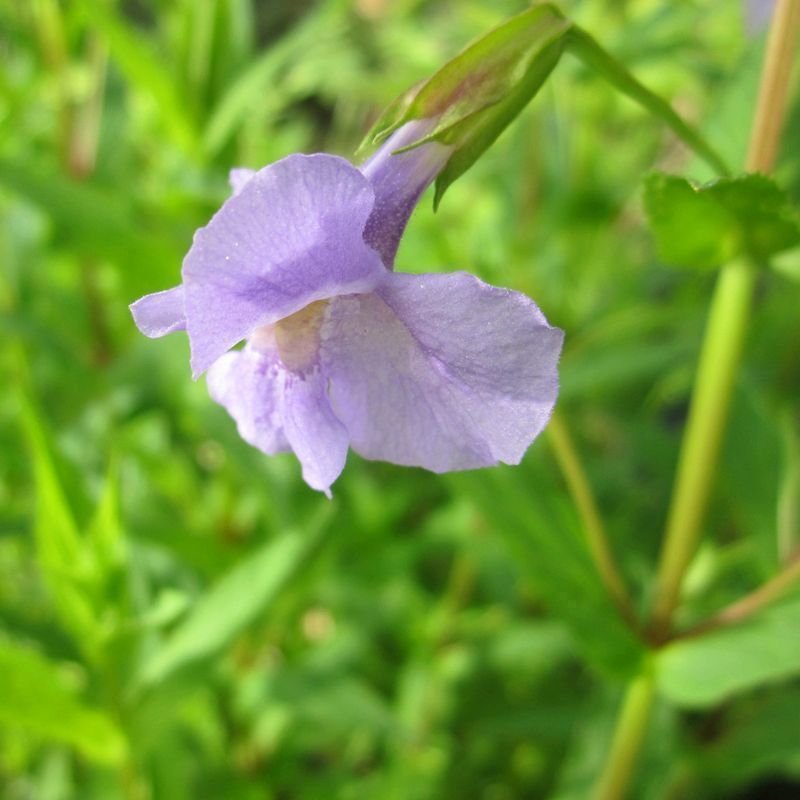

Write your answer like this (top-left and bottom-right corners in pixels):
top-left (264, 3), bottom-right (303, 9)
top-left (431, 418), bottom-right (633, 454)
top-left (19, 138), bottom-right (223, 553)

top-left (650, 0), bottom-right (800, 638)
top-left (650, 259), bottom-right (756, 633)
top-left (547, 411), bottom-right (635, 624)
top-left (592, 673), bottom-right (656, 800)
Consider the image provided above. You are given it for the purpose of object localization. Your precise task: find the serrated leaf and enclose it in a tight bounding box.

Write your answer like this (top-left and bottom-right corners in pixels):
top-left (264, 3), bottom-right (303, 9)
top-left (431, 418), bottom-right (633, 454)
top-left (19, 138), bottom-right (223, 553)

top-left (657, 595), bottom-right (800, 707)
top-left (0, 641), bottom-right (127, 764)
top-left (644, 172), bottom-right (800, 269)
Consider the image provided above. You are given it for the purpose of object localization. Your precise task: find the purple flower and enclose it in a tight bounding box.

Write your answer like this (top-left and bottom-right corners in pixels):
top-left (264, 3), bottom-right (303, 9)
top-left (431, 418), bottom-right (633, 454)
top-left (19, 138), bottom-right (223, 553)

top-left (131, 122), bottom-right (563, 495)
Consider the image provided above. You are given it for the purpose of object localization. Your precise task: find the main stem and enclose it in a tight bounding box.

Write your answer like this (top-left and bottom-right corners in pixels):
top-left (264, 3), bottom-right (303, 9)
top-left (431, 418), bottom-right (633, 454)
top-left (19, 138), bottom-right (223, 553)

top-left (592, 3), bottom-right (800, 798)
top-left (650, 258), bottom-right (756, 632)
top-left (592, 673), bottom-right (656, 800)
top-left (650, 0), bottom-right (800, 636)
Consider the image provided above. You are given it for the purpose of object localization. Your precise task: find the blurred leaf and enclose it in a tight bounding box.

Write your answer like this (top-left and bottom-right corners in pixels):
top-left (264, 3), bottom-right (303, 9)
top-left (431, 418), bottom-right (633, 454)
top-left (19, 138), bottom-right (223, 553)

top-left (0, 640), bottom-right (127, 764)
top-left (657, 595), bottom-right (800, 707)
top-left (773, 246), bottom-right (800, 282)
top-left (0, 157), bottom-right (181, 277)
top-left (202, 0), bottom-right (348, 156)
top-left (136, 507), bottom-right (332, 689)
top-left (696, 36), bottom-right (765, 179)
top-left (73, 0), bottom-right (198, 154)
top-left (720, 386), bottom-right (782, 568)
top-left (87, 458), bottom-right (124, 576)
top-left (561, 333), bottom-right (693, 399)
top-left (696, 687), bottom-right (800, 790)
top-left (644, 173), bottom-right (800, 268)
top-left (565, 25), bottom-right (729, 177)
top-left (16, 378), bottom-right (129, 658)
top-left (18, 386), bottom-right (101, 652)
top-left (451, 462), bottom-right (645, 679)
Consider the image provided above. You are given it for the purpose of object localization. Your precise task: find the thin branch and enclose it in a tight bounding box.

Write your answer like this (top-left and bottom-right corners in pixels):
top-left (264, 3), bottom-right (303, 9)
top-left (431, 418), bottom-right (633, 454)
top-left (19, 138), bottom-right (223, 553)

top-left (546, 410), bottom-right (636, 625)
top-left (676, 553), bottom-right (800, 641)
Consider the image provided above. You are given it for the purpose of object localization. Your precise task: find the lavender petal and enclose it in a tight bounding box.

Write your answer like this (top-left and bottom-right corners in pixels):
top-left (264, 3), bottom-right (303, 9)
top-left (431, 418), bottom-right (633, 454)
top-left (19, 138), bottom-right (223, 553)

top-left (360, 121), bottom-right (451, 268)
top-left (280, 368), bottom-right (349, 497)
top-left (184, 154), bottom-right (386, 377)
top-left (322, 272), bottom-right (563, 471)
top-left (129, 285), bottom-right (186, 338)
top-left (206, 346), bottom-right (289, 455)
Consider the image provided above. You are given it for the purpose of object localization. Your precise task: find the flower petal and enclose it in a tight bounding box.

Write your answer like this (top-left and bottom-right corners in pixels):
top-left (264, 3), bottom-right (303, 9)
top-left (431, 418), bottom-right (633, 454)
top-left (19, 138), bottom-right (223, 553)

top-left (360, 121), bottom-right (451, 268)
top-left (322, 272), bottom-right (563, 471)
top-left (206, 346), bottom-right (289, 455)
top-left (280, 369), bottom-right (349, 497)
top-left (184, 154), bottom-right (386, 377)
top-left (129, 285), bottom-right (186, 338)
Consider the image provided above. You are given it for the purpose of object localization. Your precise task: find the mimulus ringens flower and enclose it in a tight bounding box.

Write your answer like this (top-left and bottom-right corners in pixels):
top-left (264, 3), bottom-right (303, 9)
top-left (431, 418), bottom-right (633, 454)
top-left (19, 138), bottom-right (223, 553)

top-left (130, 121), bottom-right (563, 495)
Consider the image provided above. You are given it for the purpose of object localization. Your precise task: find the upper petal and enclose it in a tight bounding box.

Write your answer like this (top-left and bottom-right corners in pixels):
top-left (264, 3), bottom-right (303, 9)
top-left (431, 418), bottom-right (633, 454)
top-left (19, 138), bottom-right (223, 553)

top-left (129, 285), bottom-right (186, 338)
top-left (184, 154), bottom-right (386, 377)
top-left (321, 272), bottom-right (563, 472)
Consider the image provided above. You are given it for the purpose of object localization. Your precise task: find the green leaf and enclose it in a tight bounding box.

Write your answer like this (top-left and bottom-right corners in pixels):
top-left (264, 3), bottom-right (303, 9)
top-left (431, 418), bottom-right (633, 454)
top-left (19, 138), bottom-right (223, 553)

top-left (135, 508), bottom-right (332, 689)
top-left (0, 157), bottom-right (181, 279)
top-left (17, 387), bottom-right (101, 652)
top-left (73, 0), bottom-right (198, 154)
top-left (644, 172), bottom-right (800, 269)
top-left (0, 640), bottom-right (127, 764)
top-left (657, 595), bottom-right (800, 707)
top-left (15, 375), bottom-right (129, 656)
top-left (696, 687), bottom-right (800, 790)
top-left (86, 459), bottom-right (124, 575)
top-left (772, 246), bottom-right (800, 283)
top-left (202, 0), bottom-right (348, 156)
top-left (450, 461), bottom-right (645, 679)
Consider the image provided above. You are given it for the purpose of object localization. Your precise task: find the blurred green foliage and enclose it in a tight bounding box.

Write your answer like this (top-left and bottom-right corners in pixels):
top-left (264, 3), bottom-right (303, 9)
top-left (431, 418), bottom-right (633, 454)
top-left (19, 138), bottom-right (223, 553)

top-left (1, 1), bottom-right (799, 798)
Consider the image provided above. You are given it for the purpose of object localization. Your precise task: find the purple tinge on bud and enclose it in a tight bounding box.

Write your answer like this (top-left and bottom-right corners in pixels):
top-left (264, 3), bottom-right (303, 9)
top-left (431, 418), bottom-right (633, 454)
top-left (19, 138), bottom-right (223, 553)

top-left (130, 124), bottom-right (563, 495)
top-left (360, 120), bottom-right (452, 268)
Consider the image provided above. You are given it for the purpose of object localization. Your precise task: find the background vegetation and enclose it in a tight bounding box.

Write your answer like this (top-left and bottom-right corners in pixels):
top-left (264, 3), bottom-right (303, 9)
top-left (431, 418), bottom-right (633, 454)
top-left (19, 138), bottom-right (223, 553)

top-left (1, 1), bottom-right (799, 798)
